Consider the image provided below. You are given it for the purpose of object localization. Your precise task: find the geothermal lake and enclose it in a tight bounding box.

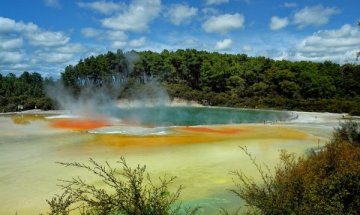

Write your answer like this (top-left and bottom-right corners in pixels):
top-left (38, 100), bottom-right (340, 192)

top-left (0, 106), bottom-right (337, 214)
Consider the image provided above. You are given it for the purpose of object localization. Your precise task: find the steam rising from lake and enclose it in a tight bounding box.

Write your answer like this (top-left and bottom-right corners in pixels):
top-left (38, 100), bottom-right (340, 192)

top-left (45, 51), bottom-right (170, 120)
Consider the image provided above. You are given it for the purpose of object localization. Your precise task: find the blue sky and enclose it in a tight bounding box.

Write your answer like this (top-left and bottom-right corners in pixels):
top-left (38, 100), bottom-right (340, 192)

top-left (0, 0), bottom-right (359, 77)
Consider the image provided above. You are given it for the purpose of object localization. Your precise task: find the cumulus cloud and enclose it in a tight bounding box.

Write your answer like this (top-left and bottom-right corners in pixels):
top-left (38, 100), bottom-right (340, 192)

top-left (291, 24), bottom-right (360, 63)
top-left (202, 13), bottom-right (245, 34)
top-left (77, 1), bottom-right (124, 15)
top-left (0, 16), bottom-right (89, 76)
top-left (108, 36), bottom-right (146, 50)
top-left (202, 7), bottom-right (219, 15)
top-left (215, 38), bottom-right (232, 50)
top-left (27, 31), bottom-right (69, 46)
top-left (205, 0), bottom-right (229, 5)
top-left (43, 0), bottom-right (61, 8)
top-left (106, 30), bottom-right (128, 50)
top-left (0, 38), bottom-right (23, 50)
top-left (293, 5), bottom-right (339, 29)
top-left (81, 27), bottom-right (102, 38)
top-left (165, 4), bottom-right (198, 25)
top-left (106, 30), bottom-right (128, 41)
top-left (33, 52), bottom-right (73, 63)
top-left (129, 37), bottom-right (146, 48)
top-left (110, 41), bottom-right (127, 50)
top-left (0, 17), bottom-right (37, 33)
top-left (0, 16), bottom-right (69, 47)
top-left (270, 16), bottom-right (289, 30)
top-left (55, 44), bottom-right (87, 54)
top-left (102, 0), bottom-right (161, 32)
top-left (0, 51), bottom-right (23, 64)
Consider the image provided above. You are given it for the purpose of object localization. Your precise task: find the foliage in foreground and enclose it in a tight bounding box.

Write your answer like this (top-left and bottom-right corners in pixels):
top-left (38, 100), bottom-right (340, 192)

top-left (231, 121), bottom-right (360, 214)
top-left (44, 157), bottom-right (198, 215)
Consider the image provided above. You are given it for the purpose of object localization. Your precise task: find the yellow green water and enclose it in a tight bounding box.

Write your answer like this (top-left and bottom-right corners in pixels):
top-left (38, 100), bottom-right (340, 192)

top-left (0, 114), bottom-right (326, 214)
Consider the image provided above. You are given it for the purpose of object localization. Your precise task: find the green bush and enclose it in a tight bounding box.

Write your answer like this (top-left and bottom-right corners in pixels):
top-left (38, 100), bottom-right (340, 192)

top-left (334, 120), bottom-right (360, 147)
top-left (230, 121), bottom-right (360, 214)
top-left (43, 157), bottom-right (198, 215)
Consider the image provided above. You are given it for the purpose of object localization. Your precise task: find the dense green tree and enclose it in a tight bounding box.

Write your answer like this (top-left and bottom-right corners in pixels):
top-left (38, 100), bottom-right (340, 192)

top-left (0, 71), bottom-right (53, 112)
top-left (2, 48), bottom-right (360, 114)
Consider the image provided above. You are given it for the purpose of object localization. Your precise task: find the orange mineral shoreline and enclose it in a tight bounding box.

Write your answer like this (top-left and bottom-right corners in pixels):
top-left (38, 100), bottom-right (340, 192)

top-left (50, 118), bottom-right (110, 130)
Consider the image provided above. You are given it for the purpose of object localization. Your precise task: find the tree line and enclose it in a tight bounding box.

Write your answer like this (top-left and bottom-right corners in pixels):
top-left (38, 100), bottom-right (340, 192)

top-left (61, 49), bottom-right (360, 114)
top-left (0, 72), bottom-right (53, 112)
top-left (1, 49), bottom-right (360, 114)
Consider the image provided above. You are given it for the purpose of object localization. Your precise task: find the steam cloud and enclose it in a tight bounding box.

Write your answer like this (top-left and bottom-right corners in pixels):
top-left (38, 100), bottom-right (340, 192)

top-left (45, 51), bottom-right (170, 120)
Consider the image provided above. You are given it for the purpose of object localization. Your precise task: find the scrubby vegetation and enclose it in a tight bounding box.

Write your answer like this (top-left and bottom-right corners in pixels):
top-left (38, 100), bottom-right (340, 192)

top-left (2, 49), bottom-right (360, 114)
top-left (231, 121), bottom-right (360, 214)
top-left (43, 157), bottom-right (198, 215)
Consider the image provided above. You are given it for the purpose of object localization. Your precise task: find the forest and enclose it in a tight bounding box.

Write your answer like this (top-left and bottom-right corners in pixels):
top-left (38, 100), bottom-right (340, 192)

top-left (1, 49), bottom-right (360, 114)
top-left (0, 72), bottom-right (53, 112)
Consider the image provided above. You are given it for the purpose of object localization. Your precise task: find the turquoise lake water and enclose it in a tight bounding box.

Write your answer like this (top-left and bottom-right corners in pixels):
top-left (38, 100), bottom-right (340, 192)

top-left (111, 106), bottom-right (292, 126)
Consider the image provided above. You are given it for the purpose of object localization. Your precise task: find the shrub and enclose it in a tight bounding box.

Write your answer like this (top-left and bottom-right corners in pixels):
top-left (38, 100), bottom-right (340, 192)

top-left (333, 120), bottom-right (360, 146)
top-left (230, 121), bottom-right (360, 214)
top-left (43, 157), bottom-right (198, 215)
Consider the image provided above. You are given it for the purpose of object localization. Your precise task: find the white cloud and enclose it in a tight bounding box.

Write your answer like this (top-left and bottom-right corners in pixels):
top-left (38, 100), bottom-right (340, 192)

top-left (106, 30), bottom-right (128, 41)
top-left (0, 16), bottom-right (90, 76)
top-left (43, 0), bottom-right (61, 8)
top-left (270, 16), bottom-right (289, 30)
top-left (0, 17), bottom-right (17, 32)
top-left (102, 0), bottom-right (161, 32)
top-left (0, 51), bottom-right (23, 64)
top-left (0, 16), bottom-right (69, 47)
top-left (55, 44), bottom-right (87, 54)
top-left (282, 2), bottom-right (297, 8)
top-left (205, 0), bottom-right (229, 5)
top-left (11, 63), bottom-right (29, 70)
top-left (77, 1), bottom-right (124, 15)
top-left (106, 30), bottom-right (128, 50)
top-left (291, 24), bottom-right (360, 63)
top-left (293, 5), bottom-right (339, 29)
top-left (33, 52), bottom-right (73, 63)
top-left (214, 38), bottom-right (232, 50)
top-left (0, 17), bottom-right (37, 33)
top-left (27, 31), bottom-right (69, 46)
top-left (165, 4), bottom-right (198, 25)
top-left (202, 13), bottom-right (245, 34)
top-left (0, 38), bottom-right (23, 50)
top-left (202, 7), bottom-right (219, 15)
top-left (108, 36), bottom-right (146, 50)
top-left (110, 41), bottom-right (127, 50)
top-left (129, 37), bottom-right (146, 48)
top-left (81, 27), bottom-right (102, 38)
